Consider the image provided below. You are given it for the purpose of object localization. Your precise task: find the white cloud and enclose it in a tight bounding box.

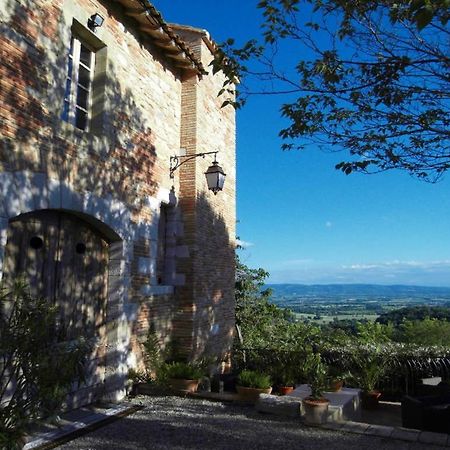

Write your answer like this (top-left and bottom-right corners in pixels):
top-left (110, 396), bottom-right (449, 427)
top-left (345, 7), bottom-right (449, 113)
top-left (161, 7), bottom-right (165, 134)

top-left (268, 259), bottom-right (450, 286)
top-left (342, 263), bottom-right (379, 270)
top-left (342, 260), bottom-right (450, 271)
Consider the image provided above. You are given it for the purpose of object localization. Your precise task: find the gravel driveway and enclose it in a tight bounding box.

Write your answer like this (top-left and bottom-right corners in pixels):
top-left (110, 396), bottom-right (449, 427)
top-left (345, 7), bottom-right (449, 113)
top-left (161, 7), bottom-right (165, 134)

top-left (56, 395), bottom-right (445, 450)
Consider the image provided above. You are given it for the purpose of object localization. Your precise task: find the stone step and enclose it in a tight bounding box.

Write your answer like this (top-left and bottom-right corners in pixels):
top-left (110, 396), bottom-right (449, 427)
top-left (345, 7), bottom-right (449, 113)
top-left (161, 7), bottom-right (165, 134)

top-left (256, 385), bottom-right (361, 422)
top-left (23, 402), bottom-right (140, 450)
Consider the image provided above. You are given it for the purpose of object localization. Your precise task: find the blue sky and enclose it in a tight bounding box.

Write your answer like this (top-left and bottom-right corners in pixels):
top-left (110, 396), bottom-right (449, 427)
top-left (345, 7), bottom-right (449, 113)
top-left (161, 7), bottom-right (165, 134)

top-left (152, 1), bottom-right (450, 287)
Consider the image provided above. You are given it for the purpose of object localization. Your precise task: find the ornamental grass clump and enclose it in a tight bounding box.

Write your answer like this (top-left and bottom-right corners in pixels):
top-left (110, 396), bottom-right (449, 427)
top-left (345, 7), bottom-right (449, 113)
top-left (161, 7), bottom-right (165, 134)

top-left (164, 362), bottom-right (204, 380)
top-left (237, 370), bottom-right (271, 389)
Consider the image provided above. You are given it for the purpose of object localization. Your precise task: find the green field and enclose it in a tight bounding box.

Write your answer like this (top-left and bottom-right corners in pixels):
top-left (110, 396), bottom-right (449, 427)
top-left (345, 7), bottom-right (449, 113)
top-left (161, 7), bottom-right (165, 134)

top-left (270, 284), bottom-right (450, 324)
top-left (294, 312), bottom-right (379, 324)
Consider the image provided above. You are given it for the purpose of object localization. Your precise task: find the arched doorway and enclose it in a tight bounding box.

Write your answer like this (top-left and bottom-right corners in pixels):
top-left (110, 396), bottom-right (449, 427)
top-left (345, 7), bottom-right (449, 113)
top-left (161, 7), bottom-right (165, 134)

top-left (2, 210), bottom-right (109, 403)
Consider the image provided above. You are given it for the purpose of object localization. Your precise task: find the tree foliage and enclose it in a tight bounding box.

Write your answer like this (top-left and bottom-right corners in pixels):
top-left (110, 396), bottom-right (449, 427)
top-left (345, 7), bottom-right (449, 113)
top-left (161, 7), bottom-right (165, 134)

top-left (213, 0), bottom-right (450, 181)
top-left (235, 255), bottom-right (319, 349)
top-left (235, 254), bottom-right (290, 346)
top-left (234, 255), bottom-right (325, 382)
top-left (377, 305), bottom-right (450, 325)
top-left (396, 318), bottom-right (450, 345)
top-left (233, 257), bottom-right (450, 395)
top-left (355, 320), bottom-right (394, 344)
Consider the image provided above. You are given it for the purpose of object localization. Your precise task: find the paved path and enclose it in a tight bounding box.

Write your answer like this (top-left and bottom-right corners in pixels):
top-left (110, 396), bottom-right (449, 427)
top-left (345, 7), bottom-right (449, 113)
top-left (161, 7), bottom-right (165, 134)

top-left (55, 396), bottom-right (447, 450)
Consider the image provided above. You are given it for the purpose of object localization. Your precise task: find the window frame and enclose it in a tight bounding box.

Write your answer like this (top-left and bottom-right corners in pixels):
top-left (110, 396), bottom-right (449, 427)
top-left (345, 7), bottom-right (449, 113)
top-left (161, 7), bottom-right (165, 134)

top-left (63, 35), bottom-right (96, 132)
top-left (62, 20), bottom-right (107, 135)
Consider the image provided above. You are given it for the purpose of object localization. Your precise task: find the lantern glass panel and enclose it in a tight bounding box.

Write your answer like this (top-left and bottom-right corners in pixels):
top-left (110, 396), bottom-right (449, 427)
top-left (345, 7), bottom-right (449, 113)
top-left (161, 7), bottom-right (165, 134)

top-left (205, 171), bottom-right (219, 190)
top-left (217, 172), bottom-right (225, 190)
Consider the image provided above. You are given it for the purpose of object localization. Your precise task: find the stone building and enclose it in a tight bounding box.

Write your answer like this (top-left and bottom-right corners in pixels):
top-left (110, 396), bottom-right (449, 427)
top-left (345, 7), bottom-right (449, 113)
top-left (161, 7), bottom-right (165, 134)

top-left (0, 0), bottom-right (236, 406)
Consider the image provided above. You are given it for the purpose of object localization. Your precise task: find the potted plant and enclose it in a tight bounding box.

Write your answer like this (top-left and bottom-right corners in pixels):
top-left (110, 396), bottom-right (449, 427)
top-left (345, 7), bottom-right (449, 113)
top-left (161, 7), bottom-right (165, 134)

top-left (128, 367), bottom-right (154, 395)
top-left (329, 379), bottom-right (344, 392)
top-left (236, 369), bottom-right (272, 402)
top-left (302, 353), bottom-right (330, 425)
top-left (277, 365), bottom-right (296, 395)
top-left (327, 366), bottom-right (350, 392)
top-left (350, 346), bottom-right (387, 409)
top-left (279, 378), bottom-right (295, 395)
top-left (164, 361), bottom-right (204, 393)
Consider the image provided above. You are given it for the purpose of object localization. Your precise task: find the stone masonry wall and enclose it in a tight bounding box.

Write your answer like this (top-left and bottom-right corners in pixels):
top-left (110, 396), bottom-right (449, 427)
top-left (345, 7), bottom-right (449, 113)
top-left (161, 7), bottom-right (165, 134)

top-left (0, 0), bottom-right (236, 400)
top-left (0, 0), bottom-right (190, 402)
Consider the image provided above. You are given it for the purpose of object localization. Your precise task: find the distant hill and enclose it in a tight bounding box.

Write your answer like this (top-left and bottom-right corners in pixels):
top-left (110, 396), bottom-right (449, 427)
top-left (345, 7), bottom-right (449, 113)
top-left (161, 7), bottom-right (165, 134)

top-left (266, 284), bottom-right (450, 321)
top-left (377, 305), bottom-right (450, 324)
top-left (266, 284), bottom-right (450, 298)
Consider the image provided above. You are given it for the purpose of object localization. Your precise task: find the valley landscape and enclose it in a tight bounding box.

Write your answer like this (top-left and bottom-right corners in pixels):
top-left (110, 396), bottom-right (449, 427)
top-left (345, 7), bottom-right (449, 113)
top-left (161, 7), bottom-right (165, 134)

top-left (268, 284), bottom-right (450, 324)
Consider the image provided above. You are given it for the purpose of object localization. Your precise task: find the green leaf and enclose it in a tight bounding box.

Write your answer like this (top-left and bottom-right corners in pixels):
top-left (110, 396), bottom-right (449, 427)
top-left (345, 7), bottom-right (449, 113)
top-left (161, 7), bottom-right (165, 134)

top-left (415, 6), bottom-right (434, 30)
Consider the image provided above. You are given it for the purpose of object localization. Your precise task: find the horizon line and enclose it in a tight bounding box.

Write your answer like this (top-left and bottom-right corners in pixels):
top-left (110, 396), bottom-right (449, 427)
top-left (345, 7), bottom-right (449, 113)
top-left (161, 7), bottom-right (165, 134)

top-left (265, 282), bottom-right (450, 289)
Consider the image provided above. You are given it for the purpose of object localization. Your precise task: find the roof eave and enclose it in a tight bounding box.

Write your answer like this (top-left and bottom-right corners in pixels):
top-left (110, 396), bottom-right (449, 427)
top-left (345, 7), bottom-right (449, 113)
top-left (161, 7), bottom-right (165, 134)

top-left (113, 0), bottom-right (207, 75)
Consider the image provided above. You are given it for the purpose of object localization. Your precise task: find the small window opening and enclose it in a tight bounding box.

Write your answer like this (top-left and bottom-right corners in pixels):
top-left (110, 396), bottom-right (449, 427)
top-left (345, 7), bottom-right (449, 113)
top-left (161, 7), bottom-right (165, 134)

top-left (76, 242), bottom-right (86, 254)
top-left (156, 205), bottom-right (168, 285)
top-left (30, 236), bottom-right (43, 250)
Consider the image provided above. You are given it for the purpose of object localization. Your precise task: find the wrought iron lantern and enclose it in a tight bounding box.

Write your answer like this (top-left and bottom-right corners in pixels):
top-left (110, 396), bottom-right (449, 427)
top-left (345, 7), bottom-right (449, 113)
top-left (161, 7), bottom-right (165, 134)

top-left (170, 151), bottom-right (226, 195)
top-left (204, 158), bottom-right (226, 195)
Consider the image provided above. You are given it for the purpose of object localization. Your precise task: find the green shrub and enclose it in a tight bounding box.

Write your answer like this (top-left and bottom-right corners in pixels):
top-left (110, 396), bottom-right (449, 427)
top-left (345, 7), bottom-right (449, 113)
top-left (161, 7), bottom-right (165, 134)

top-left (237, 370), bottom-right (271, 389)
top-left (347, 344), bottom-right (389, 393)
top-left (127, 368), bottom-right (153, 384)
top-left (164, 362), bottom-right (204, 380)
top-left (0, 280), bottom-right (90, 448)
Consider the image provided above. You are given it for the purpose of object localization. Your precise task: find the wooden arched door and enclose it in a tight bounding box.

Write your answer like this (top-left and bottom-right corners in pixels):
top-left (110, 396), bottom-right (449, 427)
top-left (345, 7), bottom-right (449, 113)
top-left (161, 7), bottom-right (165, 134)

top-left (2, 210), bottom-right (108, 402)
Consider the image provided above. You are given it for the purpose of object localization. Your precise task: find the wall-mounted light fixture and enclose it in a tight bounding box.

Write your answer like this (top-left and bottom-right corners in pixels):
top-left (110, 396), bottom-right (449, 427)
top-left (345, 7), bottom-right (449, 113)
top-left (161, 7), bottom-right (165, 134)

top-left (170, 151), bottom-right (226, 195)
top-left (87, 13), bottom-right (104, 32)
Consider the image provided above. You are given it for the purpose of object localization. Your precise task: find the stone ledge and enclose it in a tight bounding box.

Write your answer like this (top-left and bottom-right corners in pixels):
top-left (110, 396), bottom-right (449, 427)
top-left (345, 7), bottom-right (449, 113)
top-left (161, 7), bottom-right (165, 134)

top-left (391, 427), bottom-right (420, 442)
top-left (255, 394), bottom-right (301, 417)
top-left (341, 421), bottom-right (369, 434)
top-left (23, 403), bottom-right (140, 450)
top-left (364, 424), bottom-right (394, 438)
top-left (319, 418), bottom-right (449, 446)
top-left (418, 431), bottom-right (449, 446)
top-left (321, 421), bottom-right (344, 431)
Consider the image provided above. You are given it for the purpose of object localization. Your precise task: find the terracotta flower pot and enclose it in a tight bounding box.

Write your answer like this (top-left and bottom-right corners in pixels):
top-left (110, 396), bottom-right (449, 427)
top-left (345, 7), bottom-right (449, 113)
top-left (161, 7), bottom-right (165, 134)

top-left (329, 379), bottom-right (344, 392)
top-left (169, 378), bottom-right (200, 393)
top-left (361, 390), bottom-right (381, 409)
top-left (236, 385), bottom-right (272, 402)
top-left (303, 397), bottom-right (330, 425)
top-left (279, 385), bottom-right (295, 395)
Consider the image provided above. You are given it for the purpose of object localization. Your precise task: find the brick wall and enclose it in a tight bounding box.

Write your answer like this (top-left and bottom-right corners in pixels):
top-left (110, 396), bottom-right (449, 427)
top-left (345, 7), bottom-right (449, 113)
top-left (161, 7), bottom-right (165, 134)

top-left (174, 26), bottom-right (236, 367)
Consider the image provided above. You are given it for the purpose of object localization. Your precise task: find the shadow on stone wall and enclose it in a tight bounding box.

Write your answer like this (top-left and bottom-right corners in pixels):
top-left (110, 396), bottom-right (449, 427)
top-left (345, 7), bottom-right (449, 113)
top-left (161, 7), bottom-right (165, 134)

top-left (0, 0), bottom-right (172, 404)
top-left (192, 192), bottom-right (235, 367)
top-left (0, 0), bottom-right (162, 211)
top-left (161, 191), bottom-right (236, 371)
top-left (0, 0), bottom-right (236, 395)
top-left (130, 190), bottom-right (235, 374)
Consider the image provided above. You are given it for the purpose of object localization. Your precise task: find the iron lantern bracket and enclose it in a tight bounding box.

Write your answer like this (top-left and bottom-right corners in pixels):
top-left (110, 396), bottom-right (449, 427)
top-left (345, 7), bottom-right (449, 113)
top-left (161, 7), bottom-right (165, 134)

top-left (169, 151), bottom-right (218, 179)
